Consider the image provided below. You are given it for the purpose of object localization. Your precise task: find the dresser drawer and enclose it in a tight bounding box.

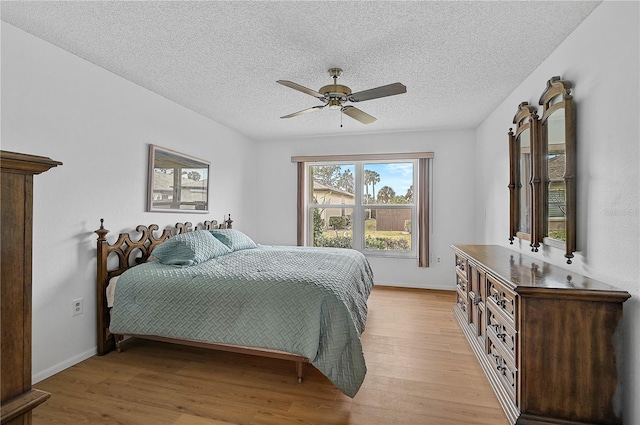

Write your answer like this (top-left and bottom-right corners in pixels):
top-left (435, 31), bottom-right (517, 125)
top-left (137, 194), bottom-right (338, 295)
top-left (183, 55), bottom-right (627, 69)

top-left (487, 333), bottom-right (518, 403)
top-left (456, 270), bottom-right (468, 293)
top-left (487, 305), bottom-right (517, 360)
top-left (455, 253), bottom-right (467, 275)
top-left (486, 274), bottom-right (517, 327)
top-left (456, 288), bottom-right (468, 315)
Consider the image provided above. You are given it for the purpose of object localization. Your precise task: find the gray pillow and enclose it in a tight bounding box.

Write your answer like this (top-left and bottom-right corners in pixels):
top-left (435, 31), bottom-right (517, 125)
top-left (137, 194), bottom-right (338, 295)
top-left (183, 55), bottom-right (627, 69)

top-left (210, 229), bottom-right (257, 251)
top-left (152, 230), bottom-right (230, 266)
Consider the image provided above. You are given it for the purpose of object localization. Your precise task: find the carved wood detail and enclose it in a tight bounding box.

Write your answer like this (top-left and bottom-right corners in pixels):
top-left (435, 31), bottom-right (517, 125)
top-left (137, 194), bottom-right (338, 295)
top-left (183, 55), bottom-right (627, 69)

top-left (539, 77), bottom-right (576, 264)
top-left (509, 77), bottom-right (576, 264)
top-left (95, 219), bottom-right (176, 355)
top-left (452, 244), bottom-right (630, 425)
top-left (94, 219), bottom-right (310, 379)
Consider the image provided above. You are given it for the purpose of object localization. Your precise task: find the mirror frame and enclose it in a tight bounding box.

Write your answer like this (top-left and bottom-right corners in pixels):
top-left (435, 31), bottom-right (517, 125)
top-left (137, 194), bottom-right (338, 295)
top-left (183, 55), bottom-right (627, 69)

top-left (539, 77), bottom-right (576, 264)
top-left (508, 78), bottom-right (576, 264)
top-left (147, 144), bottom-right (210, 213)
top-left (509, 102), bottom-right (541, 250)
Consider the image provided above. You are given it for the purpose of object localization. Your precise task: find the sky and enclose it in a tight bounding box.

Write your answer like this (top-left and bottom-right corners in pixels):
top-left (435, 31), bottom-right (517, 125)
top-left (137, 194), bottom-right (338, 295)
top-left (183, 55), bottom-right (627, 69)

top-left (365, 162), bottom-right (413, 195)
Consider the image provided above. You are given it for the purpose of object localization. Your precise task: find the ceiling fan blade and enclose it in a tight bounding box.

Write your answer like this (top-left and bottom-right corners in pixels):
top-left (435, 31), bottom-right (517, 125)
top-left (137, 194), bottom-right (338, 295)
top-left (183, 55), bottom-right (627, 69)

top-left (277, 80), bottom-right (325, 100)
top-left (349, 82), bottom-right (407, 102)
top-left (280, 105), bottom-right (326, 119)
top-left (341, 106), bottom-right (376, 124)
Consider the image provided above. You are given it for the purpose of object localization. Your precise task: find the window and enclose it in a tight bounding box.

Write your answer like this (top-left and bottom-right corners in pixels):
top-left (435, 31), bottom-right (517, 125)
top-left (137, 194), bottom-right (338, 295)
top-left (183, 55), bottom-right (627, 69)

top-left (293, 153), bottom-right (432, 266)
top-left (309, 163), bottom-right (356, 249)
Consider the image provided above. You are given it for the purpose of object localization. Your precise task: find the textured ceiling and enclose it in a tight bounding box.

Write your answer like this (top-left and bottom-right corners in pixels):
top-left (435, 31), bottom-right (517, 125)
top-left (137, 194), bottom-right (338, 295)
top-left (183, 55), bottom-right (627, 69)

top-left (1, 1), bottom-right (600, 142)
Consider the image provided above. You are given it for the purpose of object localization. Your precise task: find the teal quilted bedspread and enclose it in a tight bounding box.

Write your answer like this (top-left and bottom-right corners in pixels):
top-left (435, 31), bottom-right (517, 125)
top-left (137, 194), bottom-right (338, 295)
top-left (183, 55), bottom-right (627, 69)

top-left (110, 245), bottom-right (374, 397)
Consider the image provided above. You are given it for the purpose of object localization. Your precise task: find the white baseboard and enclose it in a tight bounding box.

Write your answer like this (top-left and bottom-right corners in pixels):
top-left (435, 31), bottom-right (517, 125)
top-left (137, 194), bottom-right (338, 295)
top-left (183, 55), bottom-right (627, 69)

top-left (32, 347), bottom-right (96, 384)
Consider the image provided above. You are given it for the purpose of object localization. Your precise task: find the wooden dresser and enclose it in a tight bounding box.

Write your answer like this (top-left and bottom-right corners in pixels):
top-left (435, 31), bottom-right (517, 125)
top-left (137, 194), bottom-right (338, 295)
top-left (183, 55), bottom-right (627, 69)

top-left (452, 245), bottom-right (630, 425)
top-left (1, 151), bottom-right (61, 424)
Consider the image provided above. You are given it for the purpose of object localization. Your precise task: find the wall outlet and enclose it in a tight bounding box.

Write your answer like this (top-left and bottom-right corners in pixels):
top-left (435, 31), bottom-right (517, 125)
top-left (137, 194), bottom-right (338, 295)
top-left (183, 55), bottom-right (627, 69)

top-left (436, 256), bottom-right (441, 263)
top-left (72, 298), bottom-right (83, 316)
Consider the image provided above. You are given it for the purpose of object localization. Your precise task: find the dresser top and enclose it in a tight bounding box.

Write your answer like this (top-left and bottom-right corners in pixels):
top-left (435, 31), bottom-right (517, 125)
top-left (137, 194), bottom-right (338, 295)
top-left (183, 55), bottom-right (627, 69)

top-left (452, 244), bottom-right (630, 301)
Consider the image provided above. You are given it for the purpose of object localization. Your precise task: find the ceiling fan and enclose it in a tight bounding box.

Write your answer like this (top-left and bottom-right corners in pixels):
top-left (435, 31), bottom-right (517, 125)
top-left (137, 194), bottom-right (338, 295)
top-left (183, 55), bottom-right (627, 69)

top-left (277, 68), bottom-right (406, 125)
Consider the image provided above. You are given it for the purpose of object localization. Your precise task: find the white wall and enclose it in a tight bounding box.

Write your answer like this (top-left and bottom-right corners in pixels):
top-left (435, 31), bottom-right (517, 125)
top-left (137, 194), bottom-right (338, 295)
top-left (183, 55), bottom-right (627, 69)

top-left (1, 23), bottom-right (258, 382)
top-left (475, 2), bottom-right (640, 423)
top-left (253, 129), bottom-right (477, 289)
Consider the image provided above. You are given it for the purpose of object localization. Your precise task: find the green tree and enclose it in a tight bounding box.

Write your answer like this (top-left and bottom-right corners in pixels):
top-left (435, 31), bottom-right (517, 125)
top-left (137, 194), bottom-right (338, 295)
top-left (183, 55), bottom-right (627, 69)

top-left (329, 216), bottom-right (348, 236)
top-left (187, 171), bottom-right (201, 181)
top-left (311, 195), bottom-right (326, 245)
top-left (312, 165), bottom-right (342, 186)
top-left (337, 168), bottom-right (355, 193)
top-left (405, 185), bottom-right (414, 203)
top-left (364, 170), bottom-right (380, 203)
top-left (370, 171), bottom-right (380, 201)
top-left (312, 208), bottom-right (325, 242)
top-left (377, 186), bottom-right (396, 203)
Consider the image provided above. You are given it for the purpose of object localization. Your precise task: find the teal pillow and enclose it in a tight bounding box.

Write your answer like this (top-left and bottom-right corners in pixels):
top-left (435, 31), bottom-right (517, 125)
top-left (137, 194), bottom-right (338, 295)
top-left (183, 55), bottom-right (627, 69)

top-left (210, 229), bottom-right (257, 251)
top-left (152, 230), bottom-right (230, 266)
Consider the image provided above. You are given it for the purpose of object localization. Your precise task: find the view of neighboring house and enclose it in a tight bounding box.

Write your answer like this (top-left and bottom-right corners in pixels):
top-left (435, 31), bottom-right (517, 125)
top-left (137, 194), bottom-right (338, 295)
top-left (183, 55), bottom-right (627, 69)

top-left (547, 153), bottom-right (566, 239)
top-left (312, 180), bottom-right (411, 231)
top-left (311, 181), bottom-right (355, 225)
top-left (152, 170), bottom-right (208, 210)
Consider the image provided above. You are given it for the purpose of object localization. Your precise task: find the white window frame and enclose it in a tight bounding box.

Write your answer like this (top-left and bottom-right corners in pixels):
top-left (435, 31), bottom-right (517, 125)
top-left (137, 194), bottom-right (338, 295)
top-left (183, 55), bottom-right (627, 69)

top-left (306, 159), bottom-right (418, 259)
top-left (293, 152), bottom-right (432, 267)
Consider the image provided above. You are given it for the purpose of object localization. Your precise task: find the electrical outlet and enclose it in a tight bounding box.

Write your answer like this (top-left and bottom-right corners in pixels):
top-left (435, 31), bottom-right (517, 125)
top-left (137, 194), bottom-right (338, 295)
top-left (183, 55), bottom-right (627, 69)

top-left (72, 298), bottom-right (83, 316)
top-left (436, 256), bottom-right (441, 263)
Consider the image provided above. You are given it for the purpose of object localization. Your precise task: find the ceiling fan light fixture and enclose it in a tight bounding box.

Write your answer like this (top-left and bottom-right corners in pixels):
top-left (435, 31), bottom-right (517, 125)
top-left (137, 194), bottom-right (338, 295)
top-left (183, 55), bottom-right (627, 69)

top-left (328, 99), bottom-right (342, 109)
top-left (277, 67), bottom-right (406, 124)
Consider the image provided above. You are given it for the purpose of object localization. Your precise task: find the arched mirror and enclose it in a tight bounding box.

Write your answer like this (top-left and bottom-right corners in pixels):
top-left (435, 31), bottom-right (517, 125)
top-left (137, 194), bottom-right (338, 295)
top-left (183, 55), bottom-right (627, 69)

top-left (539, 77), bottom-right (576, 263)
top-left (509, 102), bottom-right (541, 250)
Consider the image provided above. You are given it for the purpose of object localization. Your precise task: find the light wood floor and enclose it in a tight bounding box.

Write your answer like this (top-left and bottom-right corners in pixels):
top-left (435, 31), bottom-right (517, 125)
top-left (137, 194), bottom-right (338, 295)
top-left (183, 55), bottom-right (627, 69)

top-left (32, 287), bottom-right (508, 425)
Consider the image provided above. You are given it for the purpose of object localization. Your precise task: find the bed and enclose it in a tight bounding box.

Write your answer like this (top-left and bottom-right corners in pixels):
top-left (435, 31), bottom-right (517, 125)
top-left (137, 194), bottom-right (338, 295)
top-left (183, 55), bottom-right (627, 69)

top-left (95, 219), bottom-right (374, 397)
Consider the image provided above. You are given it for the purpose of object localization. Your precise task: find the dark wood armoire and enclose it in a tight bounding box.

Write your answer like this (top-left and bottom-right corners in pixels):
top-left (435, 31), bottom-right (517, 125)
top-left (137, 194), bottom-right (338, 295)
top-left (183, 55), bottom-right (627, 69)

top-left (1, 151), bottom-right (62, 424)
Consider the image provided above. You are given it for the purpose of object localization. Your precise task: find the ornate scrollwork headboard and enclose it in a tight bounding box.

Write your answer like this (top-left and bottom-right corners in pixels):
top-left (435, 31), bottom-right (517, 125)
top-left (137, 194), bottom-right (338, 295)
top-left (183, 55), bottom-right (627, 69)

top-left (94, 218), bottom-right (219, 355)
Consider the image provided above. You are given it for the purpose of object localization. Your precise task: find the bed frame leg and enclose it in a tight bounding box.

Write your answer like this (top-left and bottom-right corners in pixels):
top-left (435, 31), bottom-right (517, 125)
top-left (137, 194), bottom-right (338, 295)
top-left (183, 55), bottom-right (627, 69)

top-left (296, 361), bottom-right (303, 383)
top-left (115, 335), bottom-right (124, 352)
